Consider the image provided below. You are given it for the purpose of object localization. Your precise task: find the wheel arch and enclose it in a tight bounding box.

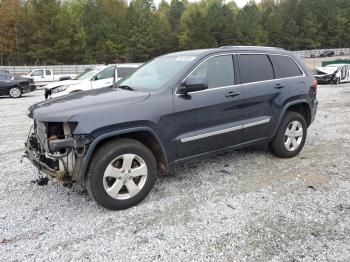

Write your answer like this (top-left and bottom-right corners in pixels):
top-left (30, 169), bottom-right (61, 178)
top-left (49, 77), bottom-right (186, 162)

top-left (272, 100), bottom-right (312, 137)
top-left (79, 127), bottom-right (168, 182)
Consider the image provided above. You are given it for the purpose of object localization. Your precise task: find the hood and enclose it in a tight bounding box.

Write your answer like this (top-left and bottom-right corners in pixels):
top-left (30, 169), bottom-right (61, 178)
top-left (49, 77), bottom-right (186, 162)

top-left (44, 79), bottom-right (83, 90)
top-left (28, 87), bottom-right (150, 122)
top-left (315, 66), bottom-right (338, 75)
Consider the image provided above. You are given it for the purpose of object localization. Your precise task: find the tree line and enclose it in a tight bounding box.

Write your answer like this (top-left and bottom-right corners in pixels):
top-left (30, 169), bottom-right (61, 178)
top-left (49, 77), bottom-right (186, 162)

top-left (0, 0), bottom-right (349, 65)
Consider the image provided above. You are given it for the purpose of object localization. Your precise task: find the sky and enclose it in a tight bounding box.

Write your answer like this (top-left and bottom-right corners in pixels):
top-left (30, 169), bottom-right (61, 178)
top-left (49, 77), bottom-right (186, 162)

top-left (234, 0), bottom-right (261, 7)
top-left (154, 0), bottom-right (262, 8)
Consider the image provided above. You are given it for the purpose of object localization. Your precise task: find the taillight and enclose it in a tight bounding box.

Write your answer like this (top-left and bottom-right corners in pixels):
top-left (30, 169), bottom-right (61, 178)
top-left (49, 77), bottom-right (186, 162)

top-left (313, 79), bottom-right (318, 95)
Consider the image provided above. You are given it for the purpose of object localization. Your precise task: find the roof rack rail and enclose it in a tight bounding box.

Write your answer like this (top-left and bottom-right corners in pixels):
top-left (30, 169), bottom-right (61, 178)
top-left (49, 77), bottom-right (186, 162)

top-left (219, 45), bottom-right (285, 50)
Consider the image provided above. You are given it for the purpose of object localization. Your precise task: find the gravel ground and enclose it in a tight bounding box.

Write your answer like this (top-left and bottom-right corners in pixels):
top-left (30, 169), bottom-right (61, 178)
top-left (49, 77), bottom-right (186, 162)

top-left (0, 85), bottom-right (350, 261)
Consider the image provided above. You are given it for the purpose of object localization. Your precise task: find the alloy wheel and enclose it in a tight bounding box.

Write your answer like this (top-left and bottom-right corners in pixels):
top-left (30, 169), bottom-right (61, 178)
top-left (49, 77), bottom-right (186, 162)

top-left (9, 87), bottom-right (21, 98)
top-left (103, 154), bottom-right (148, 200)
top-left (284, 120), bottom-right (303, 152)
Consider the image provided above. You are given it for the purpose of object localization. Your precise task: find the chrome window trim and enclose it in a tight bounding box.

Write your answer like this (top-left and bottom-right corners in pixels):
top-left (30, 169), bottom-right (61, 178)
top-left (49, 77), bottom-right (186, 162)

top-left (181, 117), bottom-right (271, 143)
top-left (175, 53), bottom-right (236, 96)
top-left (175, 52), bottom-right (306, 96)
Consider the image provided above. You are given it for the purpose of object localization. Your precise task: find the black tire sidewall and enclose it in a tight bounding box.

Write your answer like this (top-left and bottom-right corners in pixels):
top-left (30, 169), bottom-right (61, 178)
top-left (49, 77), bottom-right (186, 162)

top-left (9, 87), bottom-right (22, 98)
top-left (272, 112), bottom-right (307, 158)
top-left (88, 140), bottom-right (157, 210)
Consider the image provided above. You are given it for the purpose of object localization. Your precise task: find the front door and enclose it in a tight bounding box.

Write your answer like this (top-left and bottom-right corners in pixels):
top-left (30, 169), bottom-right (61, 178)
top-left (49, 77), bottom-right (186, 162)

top-left (174, 54), bottom-right (242, 159)
top-left (91, 66), bottom-right (116, 89)
top-left (30, 69), bottom-right (45, 83)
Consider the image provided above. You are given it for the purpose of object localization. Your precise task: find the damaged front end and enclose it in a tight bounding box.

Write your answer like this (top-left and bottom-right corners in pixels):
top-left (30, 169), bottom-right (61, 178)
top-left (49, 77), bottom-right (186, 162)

top-left (314, 72), bottom-right (336, 84)
top-left (25, 121), bottom-right (90, 186)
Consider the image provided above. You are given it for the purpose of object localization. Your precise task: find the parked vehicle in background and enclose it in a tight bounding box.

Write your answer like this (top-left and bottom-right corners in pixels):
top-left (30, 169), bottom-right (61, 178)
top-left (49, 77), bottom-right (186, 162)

top-left (22, 69), bottom-right (77, 86)
top-left (25, 46), bottom-right (318, 210)
top-left (314, 64), bottom-right (350, 84)
top-left (44, 64), bottom-right (140, 99)
top-left (0, 72), bottom-right (36, 98)
top-left (319, 50), bottom-right (335, 57)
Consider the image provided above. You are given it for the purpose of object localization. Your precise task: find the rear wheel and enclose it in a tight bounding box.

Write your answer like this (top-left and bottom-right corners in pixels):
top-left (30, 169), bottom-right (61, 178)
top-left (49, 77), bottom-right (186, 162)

top-left (86, 138), bottom-right (157, 210)
top-left (269, 111), bottom-right (307, 158)
top-left (9, 87), bottom-right (22, 98)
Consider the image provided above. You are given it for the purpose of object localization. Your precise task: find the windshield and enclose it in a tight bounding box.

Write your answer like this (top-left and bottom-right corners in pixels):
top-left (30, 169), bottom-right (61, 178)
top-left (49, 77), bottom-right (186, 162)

top-left (76, 68), bottom-right (100, 80)
top-left (116, 55), bottom-right (196, 91)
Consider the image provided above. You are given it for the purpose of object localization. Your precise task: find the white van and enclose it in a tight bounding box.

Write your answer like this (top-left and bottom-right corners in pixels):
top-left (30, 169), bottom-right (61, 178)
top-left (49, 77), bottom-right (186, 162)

top-left (44, 64), bottom-right (141, 99)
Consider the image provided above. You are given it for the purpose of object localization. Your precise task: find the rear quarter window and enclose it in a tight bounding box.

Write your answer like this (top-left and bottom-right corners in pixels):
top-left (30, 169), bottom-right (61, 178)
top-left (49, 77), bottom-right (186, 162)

top-left (269, 55), bottom-right (303, 78)
top-left (238, 54), bottom-right (274, 83)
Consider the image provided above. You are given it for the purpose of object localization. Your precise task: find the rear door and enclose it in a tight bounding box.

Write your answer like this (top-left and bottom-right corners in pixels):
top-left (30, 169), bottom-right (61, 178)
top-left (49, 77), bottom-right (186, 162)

top-left (174, 54), bottom-right (242, 159)
top-left (269, 54), bottom-right (305, 103)
top-left (238, 54), bottom-right (283, 142)
top-left (91, 66), bottom-right (116, 89)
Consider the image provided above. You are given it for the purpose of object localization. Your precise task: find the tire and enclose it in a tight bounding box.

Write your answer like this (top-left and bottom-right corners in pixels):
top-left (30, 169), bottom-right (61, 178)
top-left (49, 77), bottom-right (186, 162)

top-left (269, 111), bottom-right (307, 158)
top-left (86, 138), bottom-right (157, 210)
top-left (334, 77), bottom-right (340, 85)
top-left (9, 87), bottom-right (22, 98)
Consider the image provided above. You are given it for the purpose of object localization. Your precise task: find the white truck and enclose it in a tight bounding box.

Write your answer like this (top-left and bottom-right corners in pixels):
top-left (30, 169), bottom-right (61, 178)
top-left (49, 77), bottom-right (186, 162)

top-left (22, 69), bottom-right (77, 86)
top-left (44, 64), bottom-right (141, 99)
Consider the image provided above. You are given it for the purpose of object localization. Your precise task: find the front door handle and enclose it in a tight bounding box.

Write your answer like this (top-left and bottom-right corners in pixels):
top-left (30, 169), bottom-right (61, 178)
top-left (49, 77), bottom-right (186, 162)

top-left (225, 91), bottom-right (240, 98)
top-left (274, 83), bottom-right (285, 89)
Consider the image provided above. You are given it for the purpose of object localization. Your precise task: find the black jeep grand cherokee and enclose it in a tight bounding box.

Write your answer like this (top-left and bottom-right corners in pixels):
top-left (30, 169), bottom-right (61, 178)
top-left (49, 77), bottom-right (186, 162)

top-left (25, 46), bottom-right (318, 210)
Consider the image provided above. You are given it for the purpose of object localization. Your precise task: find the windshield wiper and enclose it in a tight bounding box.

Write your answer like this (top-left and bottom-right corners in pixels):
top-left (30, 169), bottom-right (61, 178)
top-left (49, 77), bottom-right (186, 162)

top-left (117, 85), bottom-right (134, 91)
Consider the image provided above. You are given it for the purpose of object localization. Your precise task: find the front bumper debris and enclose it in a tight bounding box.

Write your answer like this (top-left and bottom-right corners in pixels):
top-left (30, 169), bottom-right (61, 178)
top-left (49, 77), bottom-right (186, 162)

top-left (24, 121), bottom-right (90, 185)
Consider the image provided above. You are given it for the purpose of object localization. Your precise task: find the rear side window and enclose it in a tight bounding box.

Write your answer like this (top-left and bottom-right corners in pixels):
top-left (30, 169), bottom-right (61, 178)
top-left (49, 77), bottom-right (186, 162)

top-left (238, 54), bottom-right (274, 83)
top-left (117, 67), bottom-right (137, 78)
top-left (45, 70), bottom-right (52, 75)
top-left (269, 55), bottom-right (303, 78)
top-left (190, 55), bottom-right (234, 89)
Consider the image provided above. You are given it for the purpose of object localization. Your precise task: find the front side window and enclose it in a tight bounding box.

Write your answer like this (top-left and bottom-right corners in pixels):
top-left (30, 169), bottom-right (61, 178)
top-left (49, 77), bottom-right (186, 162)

top-left (238, 54), bottom-right (274, 83)
top-left (95, 67), bottom-right (115, 80)
top-left (76, 68), bottom-right (100, 80)
top-left (269, 55), bottom-right (303, 78)
top-left (31, 70), bottom-right (44, 77)
top-left (189, 55), bottom-right (235, 89)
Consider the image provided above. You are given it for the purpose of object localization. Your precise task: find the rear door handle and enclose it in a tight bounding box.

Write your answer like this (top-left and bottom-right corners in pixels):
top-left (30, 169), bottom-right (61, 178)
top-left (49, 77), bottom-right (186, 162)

top-left (274, 83), bottom-right (285, 89)
top-left (225, 91), bottom-right (240, 98)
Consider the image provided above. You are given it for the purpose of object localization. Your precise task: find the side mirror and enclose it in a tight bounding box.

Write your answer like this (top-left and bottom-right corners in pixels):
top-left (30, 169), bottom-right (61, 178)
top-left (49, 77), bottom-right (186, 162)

top-left (178, 75), bottom-right (208, 94)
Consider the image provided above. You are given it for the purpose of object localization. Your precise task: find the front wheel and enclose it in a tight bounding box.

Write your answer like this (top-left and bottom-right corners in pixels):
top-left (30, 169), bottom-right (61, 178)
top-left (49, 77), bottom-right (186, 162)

top-left (334, 77), bottom-right (340, 85)
top-left (9, 87), bottom-right (22, 98)
top-left (269, 112), bottom-right (307, 158)
top-left (86, 138), bottom-right (157, 210)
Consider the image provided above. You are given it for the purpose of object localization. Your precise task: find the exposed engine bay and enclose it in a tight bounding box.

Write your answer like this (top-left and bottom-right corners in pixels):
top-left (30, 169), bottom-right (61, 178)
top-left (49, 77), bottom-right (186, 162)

top-left (25, 121), bottom-right (90, 186)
